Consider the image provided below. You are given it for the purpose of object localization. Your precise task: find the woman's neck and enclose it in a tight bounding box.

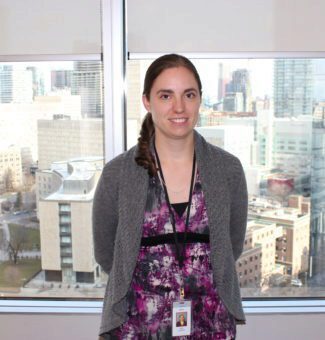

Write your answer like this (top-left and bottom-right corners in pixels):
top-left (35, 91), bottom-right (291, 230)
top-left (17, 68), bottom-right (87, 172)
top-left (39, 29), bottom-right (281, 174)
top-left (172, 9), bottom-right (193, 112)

top-left (154, 132), bottom-right (195, 164)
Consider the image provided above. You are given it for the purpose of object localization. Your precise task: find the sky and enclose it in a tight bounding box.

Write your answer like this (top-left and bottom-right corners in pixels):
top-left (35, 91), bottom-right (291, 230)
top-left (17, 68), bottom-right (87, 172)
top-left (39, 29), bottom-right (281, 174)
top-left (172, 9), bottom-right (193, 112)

top-left (194, 58), bottom-right (325, 103)
top-left (193, 59), bottom-right (274, 102)
top-left (2, 59), bottom-right (325, 102)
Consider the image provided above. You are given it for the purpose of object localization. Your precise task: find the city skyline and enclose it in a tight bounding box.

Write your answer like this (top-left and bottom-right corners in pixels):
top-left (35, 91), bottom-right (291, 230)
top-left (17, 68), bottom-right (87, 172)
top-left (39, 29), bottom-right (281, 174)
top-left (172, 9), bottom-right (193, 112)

top-left (1, 58), bottom-right (325, 298)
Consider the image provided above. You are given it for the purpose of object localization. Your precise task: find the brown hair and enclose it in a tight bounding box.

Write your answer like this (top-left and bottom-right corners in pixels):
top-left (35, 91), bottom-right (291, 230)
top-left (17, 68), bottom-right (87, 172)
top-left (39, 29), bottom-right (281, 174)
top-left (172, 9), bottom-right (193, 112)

top-left (135, 54), bottom-right (202, 176)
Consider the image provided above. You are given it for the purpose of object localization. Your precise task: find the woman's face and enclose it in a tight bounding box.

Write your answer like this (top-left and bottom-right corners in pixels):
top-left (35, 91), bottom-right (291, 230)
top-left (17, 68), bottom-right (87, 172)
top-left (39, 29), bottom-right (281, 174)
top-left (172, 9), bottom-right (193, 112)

top-left (143, 66), bottom-right (201, 142)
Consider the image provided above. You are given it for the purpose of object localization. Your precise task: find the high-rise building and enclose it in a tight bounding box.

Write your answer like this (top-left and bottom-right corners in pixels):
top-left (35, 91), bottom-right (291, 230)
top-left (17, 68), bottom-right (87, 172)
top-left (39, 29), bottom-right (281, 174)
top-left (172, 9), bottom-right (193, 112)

top-left (274, 60), bottom-right (314, 117)
top-left (226, 69), bottom-right (252, 112)
top-left (71, 61), bottom-right (103, 118)
top-left (37, 117), bottom-right (103, 170)
top-left (51, 70), bottom-right (71, 90)
top-left (217, 63), bottom-right (231, 102)
top-left (272, 116), bottom-right (313, 195)
top-left (0, 65), bottom-right (13, 103)
top-left (223, 92), bottom-right (244, 112)
top-left (39, 158), bottom-right (103, 284)
top-left (0, 65), bottom-right (33, 103)
top-left (27, 66), bottom-right (45, 98)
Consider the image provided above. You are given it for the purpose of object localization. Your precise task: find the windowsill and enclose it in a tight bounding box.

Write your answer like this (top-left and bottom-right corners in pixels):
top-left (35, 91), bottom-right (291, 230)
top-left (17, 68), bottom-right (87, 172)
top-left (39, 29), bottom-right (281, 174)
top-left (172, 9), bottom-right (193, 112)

top-left (1, 299), bottom-right (325, 314)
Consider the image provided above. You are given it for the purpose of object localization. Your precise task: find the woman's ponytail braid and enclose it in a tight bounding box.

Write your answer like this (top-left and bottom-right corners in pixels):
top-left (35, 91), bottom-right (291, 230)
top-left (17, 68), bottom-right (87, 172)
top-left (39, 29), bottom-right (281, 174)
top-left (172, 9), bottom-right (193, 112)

top-left (135, 112), bottom-right (157, 177)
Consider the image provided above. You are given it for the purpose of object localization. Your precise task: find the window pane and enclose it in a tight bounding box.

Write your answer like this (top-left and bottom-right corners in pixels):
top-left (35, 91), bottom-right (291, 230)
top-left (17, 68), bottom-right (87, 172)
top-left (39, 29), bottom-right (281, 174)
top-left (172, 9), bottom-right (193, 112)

top-left (126, 58), bottom-right (325, 298)
top-left (0, 61), bottom-right (105, 298)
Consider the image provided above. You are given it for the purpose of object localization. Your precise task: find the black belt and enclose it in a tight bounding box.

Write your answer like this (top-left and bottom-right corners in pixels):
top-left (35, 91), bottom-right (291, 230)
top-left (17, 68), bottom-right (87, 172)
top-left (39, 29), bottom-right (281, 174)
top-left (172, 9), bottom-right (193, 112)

top-left (141, 232), bottom-right (209, 247)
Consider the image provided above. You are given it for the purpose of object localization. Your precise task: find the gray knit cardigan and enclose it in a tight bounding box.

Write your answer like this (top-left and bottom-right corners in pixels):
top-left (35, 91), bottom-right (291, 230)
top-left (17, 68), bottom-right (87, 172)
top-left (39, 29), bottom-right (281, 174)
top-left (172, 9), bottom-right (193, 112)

top-left (92, 131), bottom-right (248, 335)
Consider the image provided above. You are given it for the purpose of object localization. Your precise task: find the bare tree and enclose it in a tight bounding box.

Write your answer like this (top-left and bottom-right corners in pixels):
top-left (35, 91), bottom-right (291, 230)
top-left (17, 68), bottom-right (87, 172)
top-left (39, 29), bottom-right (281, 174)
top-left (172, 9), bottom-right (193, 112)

top-left (14, 191), bottom-right (23, 211)
top-left (7, 225), bottom-right (28, 264)
top-left (3, 168), bottom-right (14, 192)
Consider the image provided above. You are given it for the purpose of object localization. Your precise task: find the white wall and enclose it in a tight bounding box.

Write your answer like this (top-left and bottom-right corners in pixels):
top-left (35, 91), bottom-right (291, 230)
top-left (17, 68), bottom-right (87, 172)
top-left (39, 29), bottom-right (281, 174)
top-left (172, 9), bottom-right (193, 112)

top-left (0, 313), bottom-right (324, 340)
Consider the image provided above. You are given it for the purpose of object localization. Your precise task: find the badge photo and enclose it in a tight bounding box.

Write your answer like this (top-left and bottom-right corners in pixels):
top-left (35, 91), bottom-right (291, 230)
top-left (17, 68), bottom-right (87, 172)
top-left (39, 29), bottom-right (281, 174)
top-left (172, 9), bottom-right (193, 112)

top-left (172, 300), bottom-right (192, 337)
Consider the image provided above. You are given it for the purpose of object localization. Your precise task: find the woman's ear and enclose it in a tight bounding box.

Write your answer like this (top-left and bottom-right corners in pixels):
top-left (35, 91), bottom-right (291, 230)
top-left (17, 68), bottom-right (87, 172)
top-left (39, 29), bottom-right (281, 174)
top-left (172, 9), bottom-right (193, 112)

top-left (142, 95), bottom-right (151, 112)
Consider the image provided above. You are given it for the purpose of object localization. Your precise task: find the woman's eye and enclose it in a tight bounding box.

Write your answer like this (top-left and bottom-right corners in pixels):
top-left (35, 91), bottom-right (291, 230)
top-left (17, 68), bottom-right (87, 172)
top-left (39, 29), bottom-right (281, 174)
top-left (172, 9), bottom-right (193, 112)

top-left (186, 92), bottom-right (196, 99)
top-left (160, 94), bottom-right (170, 100)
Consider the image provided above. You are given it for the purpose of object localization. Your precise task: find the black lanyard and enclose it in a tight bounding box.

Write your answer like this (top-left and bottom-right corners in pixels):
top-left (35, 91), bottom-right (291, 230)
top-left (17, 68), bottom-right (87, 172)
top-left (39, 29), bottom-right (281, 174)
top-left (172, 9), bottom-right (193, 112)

top-left (154, 143), bottom-right (196, 268)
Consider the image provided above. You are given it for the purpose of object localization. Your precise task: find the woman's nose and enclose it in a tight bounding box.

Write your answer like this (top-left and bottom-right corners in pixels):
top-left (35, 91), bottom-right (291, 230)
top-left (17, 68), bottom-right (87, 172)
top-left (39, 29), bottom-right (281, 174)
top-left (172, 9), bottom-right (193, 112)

top-left (173, 96), bottom-right (185, 113)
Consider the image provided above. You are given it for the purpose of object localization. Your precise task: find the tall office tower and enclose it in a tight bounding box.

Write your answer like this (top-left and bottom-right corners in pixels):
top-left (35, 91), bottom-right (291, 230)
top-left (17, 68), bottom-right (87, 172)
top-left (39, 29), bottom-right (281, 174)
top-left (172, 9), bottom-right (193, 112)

top-left (51, 70), bottom-right (71, 91)
top-left (223, 92), bottom-right (244, 112)
top-left (71, 61), bottom-right (103, 118)
top-left (274, 60), bottom-right (314, 117)
top-left (311, 119), bottom-right (325, 235)
top-left (309, 116), bottom-right (325, 284)
top-left (226, 69), bottom-right (252, 112)
top-left (27, 66), bottom-right (45, 98)
top-left (0, 65), bottom-right (13, 103)
top-left (38, 117), bottom-right (103, 170)
top-left (0, 65), bottom-right (33, 103)
top-left (272, 116), bottom-right (313, 195)
top-left (12, 66), bottom-right (33, 103)
top-left (39, 158), bottom-right (103, 284)
top-left (217, 63), bottom-right (231, 102)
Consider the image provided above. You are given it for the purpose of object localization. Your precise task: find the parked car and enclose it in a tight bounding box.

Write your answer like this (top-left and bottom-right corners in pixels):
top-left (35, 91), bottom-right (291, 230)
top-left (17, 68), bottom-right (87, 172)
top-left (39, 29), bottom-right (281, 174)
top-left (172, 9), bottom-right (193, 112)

top-left (291, 279), bottom-right (303, 287)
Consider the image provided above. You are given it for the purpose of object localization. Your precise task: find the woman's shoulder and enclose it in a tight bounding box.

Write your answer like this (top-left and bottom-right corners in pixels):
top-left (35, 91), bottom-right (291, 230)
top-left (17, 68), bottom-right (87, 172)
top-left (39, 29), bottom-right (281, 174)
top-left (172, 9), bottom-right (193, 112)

top-left (101, 145), bottom-right (138, 178)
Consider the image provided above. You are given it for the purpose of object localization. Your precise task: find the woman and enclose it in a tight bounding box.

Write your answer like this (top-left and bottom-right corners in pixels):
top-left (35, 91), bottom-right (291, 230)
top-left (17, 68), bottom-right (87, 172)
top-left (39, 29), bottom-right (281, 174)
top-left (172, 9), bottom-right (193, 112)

top-left (93, 54), bottom-right (248, 339)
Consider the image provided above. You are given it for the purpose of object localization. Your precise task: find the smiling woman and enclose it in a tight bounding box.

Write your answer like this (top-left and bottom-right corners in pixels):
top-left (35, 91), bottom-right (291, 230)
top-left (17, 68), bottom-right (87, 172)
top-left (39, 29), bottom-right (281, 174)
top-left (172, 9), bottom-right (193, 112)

top-left (93, 54), bottom-right (248, 339)
top-left (142, 66), bottom-right (201, 143)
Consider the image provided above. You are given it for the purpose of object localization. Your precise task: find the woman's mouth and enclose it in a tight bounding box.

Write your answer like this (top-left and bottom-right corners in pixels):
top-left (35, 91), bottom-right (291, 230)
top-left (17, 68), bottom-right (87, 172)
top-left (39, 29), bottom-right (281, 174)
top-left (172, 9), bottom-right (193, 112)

top-left (169, 118), bottom-right (188, 123)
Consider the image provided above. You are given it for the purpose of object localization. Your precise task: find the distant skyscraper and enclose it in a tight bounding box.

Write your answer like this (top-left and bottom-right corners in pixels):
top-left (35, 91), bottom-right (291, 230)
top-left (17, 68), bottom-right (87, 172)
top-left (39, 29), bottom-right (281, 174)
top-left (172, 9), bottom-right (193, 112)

top-left (0, 65), bottom-right (13, 103)
top-left (0, 65), bottom-right (33, 103)
top-left (27, 66), bottom-right (45, 98)
top-left (223, 92), bottom-right (244, 112)
top-left (71, 61), bottom-right (103, 118)
top-left (218, 63), bottom-right (230, 102)
top-left (226, 69), bottom-right (252, 112)
top-left (274, 60), bottom-right (314, 117)
top-left (272, 116), bottom-right (312, 195)
top-left (311, 118), bottom-right (325, 234)
top-left (51, 70), bottom-right (71, 90)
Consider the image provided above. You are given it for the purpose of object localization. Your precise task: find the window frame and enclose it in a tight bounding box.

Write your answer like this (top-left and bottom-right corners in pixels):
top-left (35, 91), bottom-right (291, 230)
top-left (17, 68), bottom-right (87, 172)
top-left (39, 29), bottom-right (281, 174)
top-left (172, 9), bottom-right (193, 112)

top-left (1, 0), bottom-right (325, 317)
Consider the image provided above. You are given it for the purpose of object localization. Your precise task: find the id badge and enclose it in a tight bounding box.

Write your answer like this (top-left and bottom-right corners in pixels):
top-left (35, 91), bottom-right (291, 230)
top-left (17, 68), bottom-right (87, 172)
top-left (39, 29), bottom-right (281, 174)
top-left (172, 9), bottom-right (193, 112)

top-left (172, 300), bottom-right (192, 337)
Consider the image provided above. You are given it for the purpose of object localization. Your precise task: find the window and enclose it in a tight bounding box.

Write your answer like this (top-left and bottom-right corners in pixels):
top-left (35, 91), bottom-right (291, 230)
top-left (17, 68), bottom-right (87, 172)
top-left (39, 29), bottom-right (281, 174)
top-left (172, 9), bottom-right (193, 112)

top-left (0, 60), bottom-right (104, 298)
top-left (126, 57), bottom-right (325, 298)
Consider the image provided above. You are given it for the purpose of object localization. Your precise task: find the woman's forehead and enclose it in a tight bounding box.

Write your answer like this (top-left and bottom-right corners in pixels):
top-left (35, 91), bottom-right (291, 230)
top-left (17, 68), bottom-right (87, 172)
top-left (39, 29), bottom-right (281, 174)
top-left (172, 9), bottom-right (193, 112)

top-left (151, 66), bottom-right (199, 90)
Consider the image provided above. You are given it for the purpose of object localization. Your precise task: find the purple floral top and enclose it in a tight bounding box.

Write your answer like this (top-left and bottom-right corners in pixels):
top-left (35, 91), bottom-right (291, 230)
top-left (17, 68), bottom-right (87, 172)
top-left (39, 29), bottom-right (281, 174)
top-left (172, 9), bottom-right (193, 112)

top-left (111, 171), bottom-right (236, 339)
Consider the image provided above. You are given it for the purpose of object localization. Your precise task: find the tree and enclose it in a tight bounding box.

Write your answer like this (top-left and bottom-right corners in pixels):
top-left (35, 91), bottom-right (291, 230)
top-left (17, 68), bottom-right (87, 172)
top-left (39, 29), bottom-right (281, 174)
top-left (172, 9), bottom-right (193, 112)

top-left (14, 191), bottom-right (23, 210)
top-left (7, 225), bottom-right (28, 264)
top-left (3, 168), bottom-right (14, 192)
top-left (1, 200), bottom-right (12, 213)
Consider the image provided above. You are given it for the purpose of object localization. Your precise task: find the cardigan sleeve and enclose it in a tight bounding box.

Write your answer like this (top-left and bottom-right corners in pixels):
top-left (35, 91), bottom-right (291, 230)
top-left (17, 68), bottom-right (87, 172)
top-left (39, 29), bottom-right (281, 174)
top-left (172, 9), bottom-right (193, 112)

top-left (229, 159), bottom-right (248, 261)
top-left (92, 155), bottom-right (122, 275)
